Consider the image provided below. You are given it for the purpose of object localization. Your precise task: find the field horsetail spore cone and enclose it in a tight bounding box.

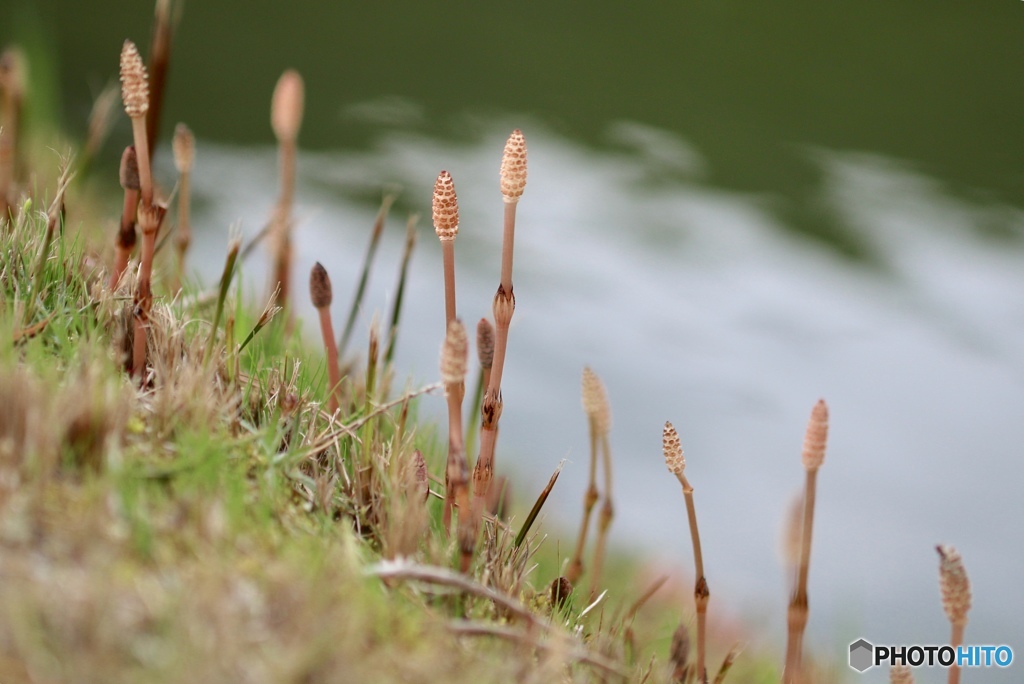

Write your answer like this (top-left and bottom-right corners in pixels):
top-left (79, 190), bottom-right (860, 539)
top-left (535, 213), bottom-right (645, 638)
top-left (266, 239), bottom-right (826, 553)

top-left (119, 40), bottom-right (154, 207)
top-left (440, 320), bottom-right (470, 545)
top-left (465, 130), bottom-right (527, 572)
top-left (110, 145), bottom-right (140, 289)
top-left (784, 398), bottom-right (829, 684)
top-left (310, 262), bottom-right (342, 414)
top-left (937, 544), bottom-right (971, 684)
top-left (663, 420), bottom-right (709, 684)
top-left (269, 69), bottom-right (304, 309)
top-left (433, 170), bottom-right (459, 328)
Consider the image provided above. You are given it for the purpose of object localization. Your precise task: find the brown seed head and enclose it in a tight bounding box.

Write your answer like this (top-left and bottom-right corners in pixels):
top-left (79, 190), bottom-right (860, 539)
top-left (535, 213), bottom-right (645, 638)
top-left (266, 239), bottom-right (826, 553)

top-left (476, 318), bottom-right (494, 370)
top-left (137, 201), bottom-right (167, 236)
top-left (432, 170), bottom-right (459, 240)
top-left (309, 261), bottom-right (332, 309)
top-left (172, 123), bottom-right (195, 174)
top-left (669, 622), bottom-right (691, 678)
top-left (663, 421), bottom-right (684, 476)
top-left (889, 664), bottom-right (914, 684)
top-left (119, 40), bottom-right (149, 118)
top-left (440, 319), bottom-right (469, 386)
top-left (271, 69), bottom-right (304, 143)
top-left (119, 146), bottom-right (140, 191)
top-left (936, 544), bottom-right (971, 626)
top-left (549, 576), bottom-right (572, 609)
top-left (801, 398), bottom-right (829, 470)
top-left (0, 47), bottom-right (24, 96)
top-left (500, 129), bottom-right (527, 203)
top-left (581, 366), bottom-right (611, 434)
top-left (409, 449), bottom-right (429, 502)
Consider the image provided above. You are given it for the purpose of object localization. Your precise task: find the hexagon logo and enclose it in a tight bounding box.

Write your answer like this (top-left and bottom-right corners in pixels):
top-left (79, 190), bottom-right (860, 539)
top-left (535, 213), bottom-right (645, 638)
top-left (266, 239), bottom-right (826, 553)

top-left (849, 638), bottom-right (874, 672)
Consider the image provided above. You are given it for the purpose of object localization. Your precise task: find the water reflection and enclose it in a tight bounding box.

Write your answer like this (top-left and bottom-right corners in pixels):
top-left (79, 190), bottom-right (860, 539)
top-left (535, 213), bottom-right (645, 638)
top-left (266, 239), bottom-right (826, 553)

top-left (182, 123), bottom-right (1024, 672)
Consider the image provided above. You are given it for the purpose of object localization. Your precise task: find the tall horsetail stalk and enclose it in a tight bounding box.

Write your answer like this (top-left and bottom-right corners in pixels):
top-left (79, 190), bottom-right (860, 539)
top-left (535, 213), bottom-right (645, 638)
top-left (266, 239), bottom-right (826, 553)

top-left (269, 69), bottom-right (303, 309)
top-left (132, 202), bottom-right (167, 379)
top-left (784, 399), bottom-right (829, 684)
top-left (586, 370), bottom-right (614, 599)
top-left (440, 320), bottom-right (470, 543)
top-left (310, 262), bottom-right (342, 413)
top-left (110, 145), bottom-right (140, 289)
top-left (663, 420), bottom-right (709, 684)
top-left (171, 122), bottom-right (194, 292)
top-left (568, 367), bottom-right (607, 584)
top-left (431, 171), bottom-right (466, 535)
top-left (0, 47), bottom-right (24, 217)
top-left (937, 545), bottom-right (971, 684)
top-left (119, 41), bottom-right (154, 208)
top-left (466, 130), bottom-right (526, 571)
top-left (120, 40), bottom-right (164, 379)
top-left (466, 317), bottom-right (494, 462)
top-left (144, 0), bottom-right (176, 154)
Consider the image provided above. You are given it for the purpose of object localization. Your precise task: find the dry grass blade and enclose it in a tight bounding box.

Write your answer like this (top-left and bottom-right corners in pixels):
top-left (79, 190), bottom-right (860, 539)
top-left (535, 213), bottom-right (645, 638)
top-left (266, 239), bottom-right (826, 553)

top-left (83, 81), bottom-right (119, 168)
top-left (514, 459), bottom-right (565, 548)
top-left (385, 212), bottom-right (418, 366)
top-left (712, 644), bottom-right (742, 683)
top-left (338, 192), bottom-right (397, 357)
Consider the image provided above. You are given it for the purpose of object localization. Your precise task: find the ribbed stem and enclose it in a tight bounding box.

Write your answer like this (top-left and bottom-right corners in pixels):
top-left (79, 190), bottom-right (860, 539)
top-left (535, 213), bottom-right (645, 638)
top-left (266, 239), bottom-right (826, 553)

top-left (317, 307), bottom-right (341, 413)
top-left (567, 415), bottom-right (600, 584)
top-left (500, 201), bottom-right (517, 291)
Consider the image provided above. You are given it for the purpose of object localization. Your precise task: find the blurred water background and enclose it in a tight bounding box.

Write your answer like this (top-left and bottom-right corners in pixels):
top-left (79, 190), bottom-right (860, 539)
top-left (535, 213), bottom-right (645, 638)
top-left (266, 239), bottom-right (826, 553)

top-left (5, 2), bottom-right (1024, 679)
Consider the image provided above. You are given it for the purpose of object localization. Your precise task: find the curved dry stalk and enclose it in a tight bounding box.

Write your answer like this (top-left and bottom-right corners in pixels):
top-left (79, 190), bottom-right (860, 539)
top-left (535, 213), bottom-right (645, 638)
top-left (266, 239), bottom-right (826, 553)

top-left (784, 399), bottom-right (829, 684)
top-left (663, 420), bottom-right (709, 683)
